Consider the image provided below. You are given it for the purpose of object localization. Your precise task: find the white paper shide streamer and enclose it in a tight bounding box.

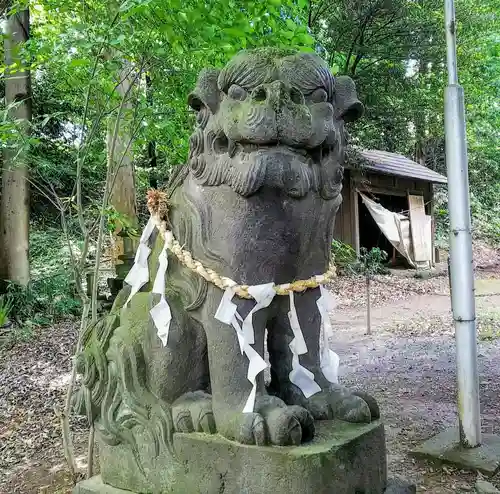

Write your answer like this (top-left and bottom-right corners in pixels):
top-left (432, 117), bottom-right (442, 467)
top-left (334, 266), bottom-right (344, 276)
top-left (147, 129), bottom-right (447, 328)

top-left (150, 232), bottom-right (173, 346)
top-left (242, 284), bottom-right (276, 344)
top-left (124, 218), bottom-right (155, 306)
top-left (317, 285), bottom-right (340, 384)
top-left (288, 291), bottom-right (321, 398)
top-left (215, 286), bottom-right (272, 414)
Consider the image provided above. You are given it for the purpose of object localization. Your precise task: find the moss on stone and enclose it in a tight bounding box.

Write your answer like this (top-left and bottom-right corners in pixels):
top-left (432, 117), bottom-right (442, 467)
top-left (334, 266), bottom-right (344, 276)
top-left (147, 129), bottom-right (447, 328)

top-left (117, 293), bottom-right (152, 345)
top-left (236, 47), bottom-right (297, 61)
top-left (90, 420), bottom-right (387, 494)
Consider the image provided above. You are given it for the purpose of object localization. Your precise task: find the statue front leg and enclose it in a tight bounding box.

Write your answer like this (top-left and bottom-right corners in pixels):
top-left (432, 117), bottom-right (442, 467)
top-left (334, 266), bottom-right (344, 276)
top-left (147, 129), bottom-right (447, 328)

top-left (194, 284), bottom-right (314, 446)
top-left (268, 288), bottom-right (379, 422)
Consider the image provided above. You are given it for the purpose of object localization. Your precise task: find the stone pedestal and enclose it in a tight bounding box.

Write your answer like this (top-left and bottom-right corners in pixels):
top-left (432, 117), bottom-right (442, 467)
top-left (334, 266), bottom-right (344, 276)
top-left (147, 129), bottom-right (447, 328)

top-left (412, 426), bottom-right (500, 476)
top-left (75, 420), bottom-right (388, 494)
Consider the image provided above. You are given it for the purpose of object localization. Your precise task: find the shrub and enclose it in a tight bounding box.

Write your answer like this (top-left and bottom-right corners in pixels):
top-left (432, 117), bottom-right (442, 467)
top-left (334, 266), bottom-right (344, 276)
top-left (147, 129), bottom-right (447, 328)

top-left (2, 227), bottom-right (82, 328)
top-left (331, 240), bottom-right (358, 271)
top-left (0, 295), bottom-right (13, 326)
top-left (5, 276), bottom-right (81, 327)
top-left (360, 247), bottom-right (389, 275)
top-left (331, 241), bottom-right (389, 276)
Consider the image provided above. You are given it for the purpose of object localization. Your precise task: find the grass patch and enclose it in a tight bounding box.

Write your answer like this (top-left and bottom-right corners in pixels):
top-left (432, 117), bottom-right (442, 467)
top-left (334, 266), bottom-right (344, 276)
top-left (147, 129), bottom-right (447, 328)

top-left (2, 228), bottom-right (82, 333)
top-left (478, 310), bottom-right (500, 341)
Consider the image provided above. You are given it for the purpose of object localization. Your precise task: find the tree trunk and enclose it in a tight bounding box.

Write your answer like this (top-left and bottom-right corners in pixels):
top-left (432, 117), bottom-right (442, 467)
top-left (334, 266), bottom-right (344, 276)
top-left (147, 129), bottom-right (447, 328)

top-left (108, 62), bottom-right (138, 266)
top-left (0, 8), bottom-right (31, 285)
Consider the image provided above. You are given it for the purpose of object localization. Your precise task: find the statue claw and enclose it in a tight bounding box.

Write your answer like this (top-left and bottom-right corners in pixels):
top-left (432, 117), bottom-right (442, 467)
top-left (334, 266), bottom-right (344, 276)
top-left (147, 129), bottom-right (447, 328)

top-left (239, 413), bottom-right (267, 446)
top-left (352, 390), bottom-right (380, 420)
top-left (335, 395), bottom-right (372, 423)
top-left (197, 409), bottom-right (216, 434)
top-left (172, 391), bottom-right (216, 434)
top-left (173, 410), bottom-right (195, 433)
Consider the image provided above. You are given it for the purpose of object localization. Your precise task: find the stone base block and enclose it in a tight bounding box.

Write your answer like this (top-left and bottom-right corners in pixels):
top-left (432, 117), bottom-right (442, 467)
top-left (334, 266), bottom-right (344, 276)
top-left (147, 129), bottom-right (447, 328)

top-left (412, 427), bottom-right (500, 476)
top-left (74, 476), bottom-right (417, 494)
top-left (74, 476), bottom-right (127, 494)
top-left (75, 420), bottom-right (388, 494)
top-left (384, 479), bottom-right (416, 493)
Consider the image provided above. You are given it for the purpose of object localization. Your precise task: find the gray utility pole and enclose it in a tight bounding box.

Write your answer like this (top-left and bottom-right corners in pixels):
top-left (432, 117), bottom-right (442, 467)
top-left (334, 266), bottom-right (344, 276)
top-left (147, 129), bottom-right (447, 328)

top-left (444, 0), bottom-right (481, 447)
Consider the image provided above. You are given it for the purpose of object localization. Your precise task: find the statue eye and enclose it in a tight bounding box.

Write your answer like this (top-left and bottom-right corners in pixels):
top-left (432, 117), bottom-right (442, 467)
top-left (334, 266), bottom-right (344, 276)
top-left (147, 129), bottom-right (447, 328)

top-left (228, 84), bottom-right (248, 101)
top-left (310, 88), bottom-right (328, 103)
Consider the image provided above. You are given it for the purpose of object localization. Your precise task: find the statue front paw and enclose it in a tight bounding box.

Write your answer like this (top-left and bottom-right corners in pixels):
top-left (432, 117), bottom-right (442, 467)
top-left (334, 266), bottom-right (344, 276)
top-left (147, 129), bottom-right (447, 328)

top-left (217, 395), bottom-right (315, 446)
top-left (280, 384), bottom-right (379, 423)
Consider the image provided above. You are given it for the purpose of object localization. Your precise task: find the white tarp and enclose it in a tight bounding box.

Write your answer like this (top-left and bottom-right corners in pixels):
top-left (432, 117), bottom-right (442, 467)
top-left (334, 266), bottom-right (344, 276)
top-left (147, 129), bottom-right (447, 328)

top-left (358, 192), bottom-right (431, 268)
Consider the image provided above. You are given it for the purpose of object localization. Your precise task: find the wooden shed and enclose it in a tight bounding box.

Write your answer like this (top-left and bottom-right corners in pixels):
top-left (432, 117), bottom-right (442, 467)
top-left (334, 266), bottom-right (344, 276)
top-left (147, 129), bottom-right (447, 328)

top-left (334, 149), bottom-right (448, 265)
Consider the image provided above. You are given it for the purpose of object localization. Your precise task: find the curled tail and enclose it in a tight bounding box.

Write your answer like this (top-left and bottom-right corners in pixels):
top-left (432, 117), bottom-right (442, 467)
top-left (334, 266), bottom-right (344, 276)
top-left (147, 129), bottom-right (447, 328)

top-left (73, 306), bottom-right (175, 465)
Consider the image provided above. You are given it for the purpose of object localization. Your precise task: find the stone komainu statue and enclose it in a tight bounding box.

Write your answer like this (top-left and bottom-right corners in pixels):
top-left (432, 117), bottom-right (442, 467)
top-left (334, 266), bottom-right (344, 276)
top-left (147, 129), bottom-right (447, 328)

top-left (74, 48), bottom-right (384, 494)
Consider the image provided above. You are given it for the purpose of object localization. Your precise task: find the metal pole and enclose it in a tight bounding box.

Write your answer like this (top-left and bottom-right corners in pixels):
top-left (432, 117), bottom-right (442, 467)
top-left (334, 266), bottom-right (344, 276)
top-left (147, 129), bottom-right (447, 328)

top-left (444, 0), bottom-right (481, 447)
top-left (366, 275), bottom-right (371, 335)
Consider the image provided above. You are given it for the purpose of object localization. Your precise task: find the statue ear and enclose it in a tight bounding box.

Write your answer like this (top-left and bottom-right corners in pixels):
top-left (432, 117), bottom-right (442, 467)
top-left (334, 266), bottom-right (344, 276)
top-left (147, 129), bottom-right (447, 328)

top-left (333, 76), bottom-right (364, 123)
top-left (187, 68), bottom-right (221, 114)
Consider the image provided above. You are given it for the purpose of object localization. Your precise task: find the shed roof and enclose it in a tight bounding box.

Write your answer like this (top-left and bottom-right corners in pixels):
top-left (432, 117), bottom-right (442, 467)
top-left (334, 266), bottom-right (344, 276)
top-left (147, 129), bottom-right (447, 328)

top-left (348, 149), bottom-right (448, 184)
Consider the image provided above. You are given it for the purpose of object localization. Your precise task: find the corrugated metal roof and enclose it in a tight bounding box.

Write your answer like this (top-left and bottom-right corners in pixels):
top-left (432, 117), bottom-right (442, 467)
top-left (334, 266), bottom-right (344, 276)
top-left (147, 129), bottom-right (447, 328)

top-left (349, 149), bottom-right (448, 184)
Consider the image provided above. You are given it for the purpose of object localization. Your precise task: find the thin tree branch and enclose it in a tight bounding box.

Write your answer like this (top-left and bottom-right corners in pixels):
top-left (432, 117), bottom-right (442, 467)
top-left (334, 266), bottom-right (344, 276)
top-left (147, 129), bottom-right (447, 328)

top-left (90, 59), bottom-right (145, 322)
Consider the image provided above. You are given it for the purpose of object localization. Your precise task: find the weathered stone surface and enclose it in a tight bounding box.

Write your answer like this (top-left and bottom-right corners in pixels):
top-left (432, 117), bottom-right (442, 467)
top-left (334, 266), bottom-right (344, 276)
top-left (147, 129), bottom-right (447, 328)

top-left (476, 479), bottom-right (500, 493)
top-left (79, 420), bottom-right (387, 494)
top-left (384, 478), bottom-right (417, 493)
top-left (74, 476), bottom-right (128, 494)
top-left (412, 427), bottom-right (500, 476)
top-left (73, 47), bottom-right (387, 493)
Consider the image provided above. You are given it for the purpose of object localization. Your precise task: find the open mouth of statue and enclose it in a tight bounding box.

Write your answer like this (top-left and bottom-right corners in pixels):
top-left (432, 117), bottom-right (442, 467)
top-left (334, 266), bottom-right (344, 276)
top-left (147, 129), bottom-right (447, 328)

top-left (213, 135), bottom-right (330, 164)
top-left (240, 143), bottom-right (309, 156)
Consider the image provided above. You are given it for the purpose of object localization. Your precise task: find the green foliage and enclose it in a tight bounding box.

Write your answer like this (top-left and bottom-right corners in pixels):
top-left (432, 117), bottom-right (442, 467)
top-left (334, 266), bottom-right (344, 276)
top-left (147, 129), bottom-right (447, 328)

top-left (359, 247), bottom-right (389, 276)
top-left (310, 0), bottom-right (445, 152)
top-left (310, 0), bottom-right (500, 244)
top-left (331, 240), bottom-right (358, 273)
top-left (434, 210), bottom-right (450, 248)
top-left (1, 0), bottom-right (316, 230)
top-left (331, 241), bottom-right (389, 276)
top-left (30, 228), bottom-right (77, 274)
top-left (38, 279), bottom-right (80, 320)
top-left (104, 206), bottom-right (140, 236)
top-left (5, 277), bottom-right (81, 327)
top-left (1, 228), bottom-right (82, 328)
top-left (478, 310), bottom-right (500, 341)
top-left (0, 296), bottom-right (14, 327)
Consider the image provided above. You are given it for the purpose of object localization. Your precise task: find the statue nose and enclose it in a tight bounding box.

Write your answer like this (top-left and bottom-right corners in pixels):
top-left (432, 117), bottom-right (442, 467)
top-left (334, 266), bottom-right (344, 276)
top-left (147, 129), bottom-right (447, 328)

top-left (251, 81), bottom-right (304, 108)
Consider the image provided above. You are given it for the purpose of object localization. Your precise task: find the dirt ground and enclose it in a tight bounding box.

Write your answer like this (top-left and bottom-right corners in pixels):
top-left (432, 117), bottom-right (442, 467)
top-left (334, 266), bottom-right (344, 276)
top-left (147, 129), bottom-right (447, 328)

top-left (331, 275), bottom-right (500, 493)
top-left (1, 262), bottom-right (500, 493)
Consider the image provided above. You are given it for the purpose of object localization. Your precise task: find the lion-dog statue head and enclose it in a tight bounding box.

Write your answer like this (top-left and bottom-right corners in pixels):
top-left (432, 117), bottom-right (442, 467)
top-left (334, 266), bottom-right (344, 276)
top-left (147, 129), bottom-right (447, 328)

top-left (185, 48), bottom-right (363, 202)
